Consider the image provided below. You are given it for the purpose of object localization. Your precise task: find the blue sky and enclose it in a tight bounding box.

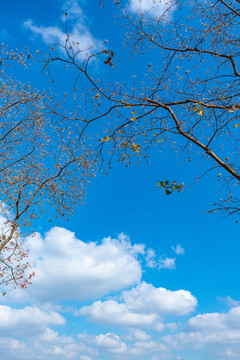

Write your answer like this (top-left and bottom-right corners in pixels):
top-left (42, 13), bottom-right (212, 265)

top-left (1, 1), bottom-right (240, 359)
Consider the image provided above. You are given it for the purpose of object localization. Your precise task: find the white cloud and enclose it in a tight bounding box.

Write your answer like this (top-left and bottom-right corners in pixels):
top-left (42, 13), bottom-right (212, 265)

top-left (17, 228), bottom-right (142, 302)
top-left (35, 329), bottom-right (97, 360)
top-left (94, 333), bottom-right (127, 353)
top-left (78, 282), bottom-right (197, 328)
top-left (78, 331), bottom-right (171, 358)
top-left (0, 305), bottom-right (65, 336)
top-left (0, 326), bottom-right (97, 360)
top-left (24, 20), bottom-right (102, 55)
top-left (121, 282), bottom-right (197, 316)
top-left (158, 256), bottom-right (176, 270)
top-left (23, 1), bottom-right (102, 56)
top-left (24, 20), bottom-right (67, 45)
top-left (187, 307), bottom-right (240, 332)
top-left (126, 338), bottom-right (169, 358)
top-left (171, 244), bottom-right (185, 255)
top-left (163, 306), bottom-right (240, 351)
top-left (145, 248), bottom-right (180, 270)
top-left (62, 0), bottom-right (83, 20)
top-left (145, 248), bottom-right (157, 268)
top-left (165, 322), bottom-right (178, 332)
top-left (126, 329), bottom-right (151, 341)
top-left (0, 328), bottom-right (170, 360)
top-left (79, 300), bottom-right (158, 327)
top-left (79, 332), bottom-right (128, 355)
top-left (5, 304), bottom-right (240, 360)
top-left (132, 339), bottom-right (167, 352)
top-left (129, 0), bottom-right (176, 19)
top-left (145, 248), bottom-right (178, 270)
top-left (0, 227), bottom-right (180, 304)
top-left (0, 338), bottom-right (28, 360)
top-left (219, 295), bottom-right (240, 308)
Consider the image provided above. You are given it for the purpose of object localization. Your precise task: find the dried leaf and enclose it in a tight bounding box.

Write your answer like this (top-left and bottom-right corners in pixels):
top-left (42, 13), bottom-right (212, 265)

top-left (93, 93), bottom-right (100, 99)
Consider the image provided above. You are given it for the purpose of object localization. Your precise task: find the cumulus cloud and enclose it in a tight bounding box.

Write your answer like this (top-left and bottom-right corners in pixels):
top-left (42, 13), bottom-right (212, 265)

top-left (158, 256), bottom-right (176, 270)
top-left (95, 333), bottom-right (127, 353)
top-left (78, 331), bottom-right (171, 358)
top-left (0, 328), bottom-right (97, 360)
top-left (187, 307), bottom-right (240, 333)
top-left (121, 282), bottom-right (197, 316)
top-left (21, 228), bottom-right (143, 302)
top-left (1, 227), bottom-right (179, 304)
top-left (145, 248), bottom-right (157, 268)
top-left (78, 282), bottom-right (197, 328)
top-left (130, 339), bottom-right (167, 355)
top-left (163, 306), bottom-right (240, 351)
top-left (0, 338), bottom-right (28, 360)
top-left (0, 305), bottom-right (65, 336)
top-left (146, 249), bottom-right (178, 270)
top-left (79, 300), bottom-right (158, 327)
top-left (126, 329), bottom-right (151, 341)
top-left (0, 219), bottom-right (202, 359)
top-left (79, 332), bottom-right (127, 354)
top-left (129, 0), bottom-right (176, 18)
top-left (171, 244), bottom-right (185, 255)
top-left (0, 328), bottom-right (167, 360)
top-left (5, 305), bottom-right (240, 360)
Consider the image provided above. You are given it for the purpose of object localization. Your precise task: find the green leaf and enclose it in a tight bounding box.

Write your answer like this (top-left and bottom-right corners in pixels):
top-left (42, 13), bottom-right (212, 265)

top-left (157, 180), bottom-right (184, 196)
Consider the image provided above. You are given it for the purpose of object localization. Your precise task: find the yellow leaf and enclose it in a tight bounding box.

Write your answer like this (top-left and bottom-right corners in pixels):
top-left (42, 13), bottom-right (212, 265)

top-left (131, 111), bottom-right (136, 114)
top-left (197, 110), bottom-right (204, 116)
top-left (235, 124), bottom-right (240, 128)
top-left (131, 143), bottom-right (140, 152)
top-left (157, 139), bottom-right (163, 143)
top-left (217, 173), bottom-right (222, 177)
top-left (122, 142), bottom-right (128, 147)
top-left (225, 157), bottom-right (229, 161)
top-left (103, 136), bottom-right (110, 142)
top-left (121, 154), bottom-right (128, 161)
top-left (131, 117), bottom-right (136, 121)
top-left (93, 93), bottom-right (100, 99)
